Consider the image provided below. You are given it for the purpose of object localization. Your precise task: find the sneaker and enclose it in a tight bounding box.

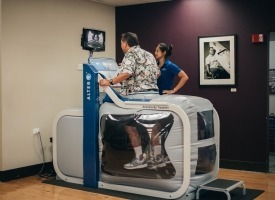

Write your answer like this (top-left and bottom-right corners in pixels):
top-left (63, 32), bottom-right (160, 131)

top-left (124, 154), bottom-right (147, 169)
top-left (147, 154), bottom-right (166, 170)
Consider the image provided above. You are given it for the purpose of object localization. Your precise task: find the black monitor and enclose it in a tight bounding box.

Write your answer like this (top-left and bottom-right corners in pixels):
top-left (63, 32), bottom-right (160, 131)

top-left (81, 28), bottom-right (105, 52)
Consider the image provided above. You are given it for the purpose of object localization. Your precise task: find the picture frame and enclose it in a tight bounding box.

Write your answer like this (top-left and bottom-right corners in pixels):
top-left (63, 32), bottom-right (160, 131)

top-left (269, 69), bottom-right (275, 94)
top-left (199, 34), bottom-right (236, 86)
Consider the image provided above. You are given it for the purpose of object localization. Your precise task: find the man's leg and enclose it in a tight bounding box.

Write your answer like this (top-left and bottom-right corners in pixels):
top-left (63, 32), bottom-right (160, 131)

top-left (151, 123), bottom-right (162, 156)
top-left (147, 123), bottom-right (167, 169)
top-left (149, 114), bottom-right (174, 169)
top-left (124, 125), bottom-right (147, 169)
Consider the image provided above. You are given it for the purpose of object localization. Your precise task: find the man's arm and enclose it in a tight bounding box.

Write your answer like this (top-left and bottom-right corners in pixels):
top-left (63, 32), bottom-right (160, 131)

top-left (99, 73), bottom-right (131, 86)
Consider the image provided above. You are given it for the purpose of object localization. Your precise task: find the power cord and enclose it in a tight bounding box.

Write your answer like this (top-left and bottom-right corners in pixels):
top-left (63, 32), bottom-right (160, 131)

top-left (35, 131), bottom-right (55, 180)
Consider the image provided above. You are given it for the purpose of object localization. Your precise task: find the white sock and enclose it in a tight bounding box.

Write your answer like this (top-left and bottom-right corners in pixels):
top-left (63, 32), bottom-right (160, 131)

top-left (134, 146), bottom-right (142, 159)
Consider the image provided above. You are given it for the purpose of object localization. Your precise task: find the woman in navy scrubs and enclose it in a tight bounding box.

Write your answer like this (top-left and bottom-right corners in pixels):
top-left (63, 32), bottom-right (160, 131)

top-left (155, 43), bottom-right (189, 95)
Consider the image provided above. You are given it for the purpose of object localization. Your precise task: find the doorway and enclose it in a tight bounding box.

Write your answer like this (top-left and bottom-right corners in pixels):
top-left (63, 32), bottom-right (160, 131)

top-left (269, 32), bottom-right (275, 173)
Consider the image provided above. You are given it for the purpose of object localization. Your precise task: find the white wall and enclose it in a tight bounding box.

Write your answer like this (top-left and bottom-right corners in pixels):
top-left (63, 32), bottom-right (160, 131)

top-left (0, 0), bottom-right (2, 170)
top-left (1, 0), bottom-right (115, 170)
top-left (270, 32), bottom-right (275, 115)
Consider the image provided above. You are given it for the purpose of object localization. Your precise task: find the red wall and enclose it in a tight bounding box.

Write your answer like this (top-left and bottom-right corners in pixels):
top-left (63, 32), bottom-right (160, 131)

top-left (116, 0), bottom-right (275, 172)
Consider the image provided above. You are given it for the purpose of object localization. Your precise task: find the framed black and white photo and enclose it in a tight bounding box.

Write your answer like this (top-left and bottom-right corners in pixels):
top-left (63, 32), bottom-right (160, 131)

top-left (269, 69), bottom-right (275, 94)
top-left (199, 35), bottom-right (236, 86)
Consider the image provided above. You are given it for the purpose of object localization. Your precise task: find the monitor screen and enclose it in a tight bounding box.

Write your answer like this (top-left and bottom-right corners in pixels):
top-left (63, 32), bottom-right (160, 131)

top-left (81, 28), bottom-right (105, 52)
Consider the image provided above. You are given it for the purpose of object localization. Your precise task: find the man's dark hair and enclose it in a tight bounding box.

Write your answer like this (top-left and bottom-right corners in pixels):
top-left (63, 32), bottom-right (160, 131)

top-left (209, 46), bottom-right (216, 54)
top-left (121, 32), bottom-right (139, 47)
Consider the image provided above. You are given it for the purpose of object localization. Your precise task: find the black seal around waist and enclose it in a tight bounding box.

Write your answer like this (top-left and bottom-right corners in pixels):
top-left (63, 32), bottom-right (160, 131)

top-left (140, 89), bottom-right (158, 92)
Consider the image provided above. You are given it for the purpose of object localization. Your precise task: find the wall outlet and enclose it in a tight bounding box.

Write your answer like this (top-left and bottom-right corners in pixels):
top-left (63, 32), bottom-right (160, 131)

top-left (33, 128), bottom-right (40, 135)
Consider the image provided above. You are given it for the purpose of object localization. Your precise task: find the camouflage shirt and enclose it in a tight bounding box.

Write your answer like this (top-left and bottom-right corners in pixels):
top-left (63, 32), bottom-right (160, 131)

top-left (120, 45), bottom-right (159, 95)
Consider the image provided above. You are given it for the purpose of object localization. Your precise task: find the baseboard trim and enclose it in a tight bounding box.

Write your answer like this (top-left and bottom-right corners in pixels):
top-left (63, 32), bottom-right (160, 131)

top-left (0, 162), bottom-right (54, 182)
top-left (220, 159), bottom-right (268, 172)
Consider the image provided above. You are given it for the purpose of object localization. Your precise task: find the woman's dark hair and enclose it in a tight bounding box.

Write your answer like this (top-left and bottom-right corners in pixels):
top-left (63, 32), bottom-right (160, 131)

top-left (157, 43), bottom-right (173, 58)
top-left (121, 32), bottom-right (139, 47)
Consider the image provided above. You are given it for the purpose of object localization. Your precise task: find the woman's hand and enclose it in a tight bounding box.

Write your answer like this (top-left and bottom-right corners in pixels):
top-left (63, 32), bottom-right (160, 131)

top-left (162, 89), bottom-right (177, 94)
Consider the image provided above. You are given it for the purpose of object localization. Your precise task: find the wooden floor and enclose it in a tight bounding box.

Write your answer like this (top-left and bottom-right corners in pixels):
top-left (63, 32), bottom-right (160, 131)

top-left (218, 168), bottom-right (275, 200)
top-left (0, 168), bottom-right (275, 200)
